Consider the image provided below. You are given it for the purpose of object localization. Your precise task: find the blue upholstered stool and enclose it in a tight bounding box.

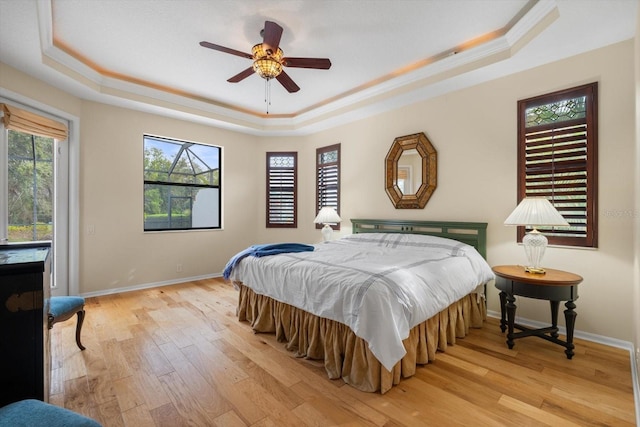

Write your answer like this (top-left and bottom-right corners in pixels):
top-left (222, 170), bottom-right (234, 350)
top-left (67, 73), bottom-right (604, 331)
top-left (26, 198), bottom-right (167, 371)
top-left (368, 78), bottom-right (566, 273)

top-left (48, 296), bottom-right (86, 351)
top-left (0, 399), bottom-right (101, 426)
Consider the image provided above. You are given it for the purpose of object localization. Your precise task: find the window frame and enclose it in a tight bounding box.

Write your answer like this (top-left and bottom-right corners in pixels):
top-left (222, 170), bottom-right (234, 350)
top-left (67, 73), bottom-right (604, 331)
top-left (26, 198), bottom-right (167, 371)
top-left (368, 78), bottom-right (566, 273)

top-left (143, 134), bottom-right (221, 232)
top-left (0, 98), bottom-right (73, 295)
top-left (266, 151), bottom-right (297, 228)
top-left (516, 82), bottom-right (598, 248)
top-left (315, 143), bottom-right (341, 230)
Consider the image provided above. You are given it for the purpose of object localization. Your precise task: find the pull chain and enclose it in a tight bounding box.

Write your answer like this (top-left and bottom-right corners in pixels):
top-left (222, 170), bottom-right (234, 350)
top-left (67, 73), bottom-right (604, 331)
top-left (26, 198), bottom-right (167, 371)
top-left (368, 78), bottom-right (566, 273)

top-left (264, 78), bottom-right (272, 114)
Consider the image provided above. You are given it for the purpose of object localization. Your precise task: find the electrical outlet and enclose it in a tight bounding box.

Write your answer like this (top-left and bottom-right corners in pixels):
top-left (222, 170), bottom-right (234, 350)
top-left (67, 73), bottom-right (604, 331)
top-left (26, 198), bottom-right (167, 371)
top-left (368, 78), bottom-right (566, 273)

top-left (176, 263), bottom-right (183, 272)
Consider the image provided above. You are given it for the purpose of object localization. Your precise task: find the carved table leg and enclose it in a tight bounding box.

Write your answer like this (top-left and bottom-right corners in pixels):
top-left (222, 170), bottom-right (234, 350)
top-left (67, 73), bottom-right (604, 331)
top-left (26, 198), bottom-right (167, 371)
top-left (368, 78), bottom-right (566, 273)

top-left (564, 300), bottom-right (577, 359)
top-left (550, 300), bottom-right (560, 338)
top-left (505, 293), bottom-right (516, 349)
top-left (499, 291), bottom-right (507, 333)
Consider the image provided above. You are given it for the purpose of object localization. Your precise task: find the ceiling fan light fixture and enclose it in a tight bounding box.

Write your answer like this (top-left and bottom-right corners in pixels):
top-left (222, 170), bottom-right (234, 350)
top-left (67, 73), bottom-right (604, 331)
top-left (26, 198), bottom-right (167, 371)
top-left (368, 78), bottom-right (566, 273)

top-left (251, 43), bottom-right (284, 62)
top-left (200, 20), bottom-right (329, 95)
top-left (253, 58), bottom-right (282, 79)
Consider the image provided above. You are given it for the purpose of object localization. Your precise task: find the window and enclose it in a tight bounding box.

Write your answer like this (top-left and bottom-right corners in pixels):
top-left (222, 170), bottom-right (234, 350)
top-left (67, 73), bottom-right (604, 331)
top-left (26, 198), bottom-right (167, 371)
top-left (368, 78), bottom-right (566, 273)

top-left (266, 152), bottom-right (297, 228)
top-left (517, 82), bottom-right (598, 247)
top-left (1, 101), bottom-right (71, 293)
top-left (143, 135), bottom-right (221, 231)
top-left (316, 144), bottom-right (340, 230)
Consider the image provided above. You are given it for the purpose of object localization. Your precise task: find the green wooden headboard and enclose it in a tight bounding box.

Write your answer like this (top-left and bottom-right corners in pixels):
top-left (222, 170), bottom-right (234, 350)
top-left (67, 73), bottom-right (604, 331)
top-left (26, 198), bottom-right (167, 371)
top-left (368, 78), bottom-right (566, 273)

top-left (351, 219), bottom-right (488, 259)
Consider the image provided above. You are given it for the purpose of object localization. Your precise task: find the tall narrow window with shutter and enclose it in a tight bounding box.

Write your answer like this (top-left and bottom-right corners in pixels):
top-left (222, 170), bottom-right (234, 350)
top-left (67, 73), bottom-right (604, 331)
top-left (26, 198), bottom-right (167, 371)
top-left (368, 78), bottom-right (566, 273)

top-left (266, 152), bottom-right (297, 228)
top-left (517, 82), bottom-right (598, 248)
top-left (316, 144), bottom-right (340, 230)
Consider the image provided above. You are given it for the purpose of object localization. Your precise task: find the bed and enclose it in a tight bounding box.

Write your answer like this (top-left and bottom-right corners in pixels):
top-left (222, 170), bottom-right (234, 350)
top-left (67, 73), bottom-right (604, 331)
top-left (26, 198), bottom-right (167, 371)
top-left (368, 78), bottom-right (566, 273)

top-left (228, 219), bottom-right (494, 393)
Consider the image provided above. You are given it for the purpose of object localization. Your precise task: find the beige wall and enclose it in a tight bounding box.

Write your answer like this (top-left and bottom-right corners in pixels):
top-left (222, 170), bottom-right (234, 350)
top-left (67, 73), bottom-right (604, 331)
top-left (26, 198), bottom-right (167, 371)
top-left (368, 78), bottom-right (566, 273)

top-left (1, 38), bottom-right (637, 344)
top-left (0, 63), bottom-right (82, 116)
top-left (78, 102), bottom-right (261, 293)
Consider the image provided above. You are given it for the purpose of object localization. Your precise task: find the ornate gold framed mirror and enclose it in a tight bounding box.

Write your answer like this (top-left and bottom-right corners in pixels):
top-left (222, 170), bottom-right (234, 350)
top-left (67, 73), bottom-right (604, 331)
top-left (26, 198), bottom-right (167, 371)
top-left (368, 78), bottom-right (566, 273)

top-left (385, 132), bottom-right (437, 209)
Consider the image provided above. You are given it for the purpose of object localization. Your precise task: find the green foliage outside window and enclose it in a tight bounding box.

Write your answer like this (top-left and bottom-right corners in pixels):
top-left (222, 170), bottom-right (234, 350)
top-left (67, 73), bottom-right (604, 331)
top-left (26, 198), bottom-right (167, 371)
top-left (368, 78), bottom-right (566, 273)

top-left (7, 130), bottom-right (53, 242)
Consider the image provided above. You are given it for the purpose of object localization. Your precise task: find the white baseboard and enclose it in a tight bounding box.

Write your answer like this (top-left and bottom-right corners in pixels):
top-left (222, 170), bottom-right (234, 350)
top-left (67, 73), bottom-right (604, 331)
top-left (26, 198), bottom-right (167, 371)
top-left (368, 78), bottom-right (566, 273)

top-left (79, 272), bottom-right (222, 298)
top-left (487, 310), bottom-right (640, 426)
top-left (486, 310), bottom-right (633, 350)
top-left (634, 353), bottom-right (640, 427)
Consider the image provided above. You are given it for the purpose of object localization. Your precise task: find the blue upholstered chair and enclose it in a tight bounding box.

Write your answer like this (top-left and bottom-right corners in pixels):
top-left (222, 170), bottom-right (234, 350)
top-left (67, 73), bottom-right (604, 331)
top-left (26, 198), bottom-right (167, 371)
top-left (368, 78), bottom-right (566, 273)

top-left (48, 296), bottom-right (86, 351)
top-left (0, 399), bottom-right (101, 426)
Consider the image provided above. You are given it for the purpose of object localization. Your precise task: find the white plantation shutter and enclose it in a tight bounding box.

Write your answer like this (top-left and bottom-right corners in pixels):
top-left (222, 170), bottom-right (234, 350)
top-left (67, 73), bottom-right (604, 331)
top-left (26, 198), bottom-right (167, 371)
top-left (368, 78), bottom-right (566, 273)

top-left (517, 83), bottom-right (597, 247)
top-left (266, 152), bottom-right (297, 228)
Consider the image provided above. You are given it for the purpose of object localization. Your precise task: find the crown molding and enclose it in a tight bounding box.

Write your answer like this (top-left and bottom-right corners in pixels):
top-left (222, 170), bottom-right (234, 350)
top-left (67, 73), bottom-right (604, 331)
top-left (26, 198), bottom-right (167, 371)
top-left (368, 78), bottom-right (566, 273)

top-left (35, 0), bottom-right (558, 136)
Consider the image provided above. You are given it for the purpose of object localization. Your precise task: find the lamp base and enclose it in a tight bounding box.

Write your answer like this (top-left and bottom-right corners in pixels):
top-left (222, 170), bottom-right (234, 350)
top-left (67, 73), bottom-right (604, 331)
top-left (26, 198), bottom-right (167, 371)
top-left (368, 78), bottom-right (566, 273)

top-left (321, 224), bottom-right (333, 242)
top-left (522, 228), bottom-right (548, 273)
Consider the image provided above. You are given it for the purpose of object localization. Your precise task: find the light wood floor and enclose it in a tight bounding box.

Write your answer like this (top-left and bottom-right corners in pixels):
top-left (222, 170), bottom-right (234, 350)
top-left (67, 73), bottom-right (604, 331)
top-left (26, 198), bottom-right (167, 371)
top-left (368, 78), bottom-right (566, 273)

top-left (50, 277), bottom-right (636, 426)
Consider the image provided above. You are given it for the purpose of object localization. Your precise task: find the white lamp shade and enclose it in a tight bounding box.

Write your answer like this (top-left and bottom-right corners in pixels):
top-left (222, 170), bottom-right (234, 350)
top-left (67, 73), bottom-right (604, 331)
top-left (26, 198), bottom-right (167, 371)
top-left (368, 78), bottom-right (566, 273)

top-left (314, 207), bottom-right (341, 224)
top-left (504, 197), bottom-right (569, 227)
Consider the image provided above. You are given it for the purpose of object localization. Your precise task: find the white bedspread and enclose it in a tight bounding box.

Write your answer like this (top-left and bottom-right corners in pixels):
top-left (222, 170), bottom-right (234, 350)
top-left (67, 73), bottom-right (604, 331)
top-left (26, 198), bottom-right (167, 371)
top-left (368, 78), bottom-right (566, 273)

top-left (229, 233), bottom-right (495, 371)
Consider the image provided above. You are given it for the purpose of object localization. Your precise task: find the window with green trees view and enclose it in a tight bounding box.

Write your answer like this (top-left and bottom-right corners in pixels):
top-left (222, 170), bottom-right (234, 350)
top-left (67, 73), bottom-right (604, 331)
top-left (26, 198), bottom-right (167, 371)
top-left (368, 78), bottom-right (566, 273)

top-left (7, 130), bottom-right (54, 242)
top-left (143, 135), bottom-right (221, 231)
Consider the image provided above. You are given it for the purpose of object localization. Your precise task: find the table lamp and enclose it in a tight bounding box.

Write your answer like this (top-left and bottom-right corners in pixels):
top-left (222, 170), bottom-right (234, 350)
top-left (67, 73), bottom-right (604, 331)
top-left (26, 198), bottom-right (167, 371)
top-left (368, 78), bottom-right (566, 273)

top-left (504, 197), bottom-right (569, 274)
top-left (314, 207), bottom-right (341, 242)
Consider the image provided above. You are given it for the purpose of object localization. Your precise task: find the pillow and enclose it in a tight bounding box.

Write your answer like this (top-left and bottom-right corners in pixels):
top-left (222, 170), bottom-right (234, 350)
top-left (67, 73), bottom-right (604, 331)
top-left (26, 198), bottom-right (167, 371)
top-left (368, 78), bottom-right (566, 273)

top-left (341, 232), bottom-right (472, 253)
top-left (341, 232), bottom-right (494, 284)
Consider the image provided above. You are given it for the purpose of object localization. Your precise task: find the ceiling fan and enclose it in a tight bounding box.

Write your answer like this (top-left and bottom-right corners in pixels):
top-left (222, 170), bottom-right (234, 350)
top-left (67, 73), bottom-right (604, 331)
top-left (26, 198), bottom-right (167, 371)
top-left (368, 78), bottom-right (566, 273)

top-left (199, 20), bottom-right (331, 93)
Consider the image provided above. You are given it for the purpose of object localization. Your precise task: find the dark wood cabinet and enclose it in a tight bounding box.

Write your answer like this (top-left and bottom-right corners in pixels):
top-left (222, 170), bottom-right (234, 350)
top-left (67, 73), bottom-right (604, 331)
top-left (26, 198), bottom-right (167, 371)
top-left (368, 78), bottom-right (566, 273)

top-left (0, 242), bottom-right (51, 406)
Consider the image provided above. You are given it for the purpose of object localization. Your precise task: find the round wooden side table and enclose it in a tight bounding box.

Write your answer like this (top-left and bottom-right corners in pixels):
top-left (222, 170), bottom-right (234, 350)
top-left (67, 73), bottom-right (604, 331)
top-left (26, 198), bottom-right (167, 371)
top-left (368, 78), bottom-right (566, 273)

top-left (492, 265), bottom-right (583, 359)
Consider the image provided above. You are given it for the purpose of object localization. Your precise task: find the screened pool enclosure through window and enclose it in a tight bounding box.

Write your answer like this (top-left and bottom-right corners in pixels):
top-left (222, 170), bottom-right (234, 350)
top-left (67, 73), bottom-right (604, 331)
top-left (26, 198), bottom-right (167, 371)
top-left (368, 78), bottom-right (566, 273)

top-left (143, 135), bottom-right (221, 231)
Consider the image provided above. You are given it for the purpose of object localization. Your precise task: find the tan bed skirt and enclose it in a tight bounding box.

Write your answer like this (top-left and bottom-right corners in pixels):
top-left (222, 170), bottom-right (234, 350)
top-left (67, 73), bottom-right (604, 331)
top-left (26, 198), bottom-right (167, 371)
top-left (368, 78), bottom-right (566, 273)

top-left (235, 282), bottom-right (486, 393)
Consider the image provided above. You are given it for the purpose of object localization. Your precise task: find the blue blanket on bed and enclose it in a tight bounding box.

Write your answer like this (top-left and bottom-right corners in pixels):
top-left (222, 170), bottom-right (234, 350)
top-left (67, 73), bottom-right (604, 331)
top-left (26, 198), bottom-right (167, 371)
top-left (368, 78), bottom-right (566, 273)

top-left (223, 243), bottom-right (315, 280)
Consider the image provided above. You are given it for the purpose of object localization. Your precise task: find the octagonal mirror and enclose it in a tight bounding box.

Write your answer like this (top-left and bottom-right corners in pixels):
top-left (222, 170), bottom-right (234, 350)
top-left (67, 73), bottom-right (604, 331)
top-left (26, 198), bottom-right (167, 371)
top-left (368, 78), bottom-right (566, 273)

top-left (385, 132), bottom-right (437, 209)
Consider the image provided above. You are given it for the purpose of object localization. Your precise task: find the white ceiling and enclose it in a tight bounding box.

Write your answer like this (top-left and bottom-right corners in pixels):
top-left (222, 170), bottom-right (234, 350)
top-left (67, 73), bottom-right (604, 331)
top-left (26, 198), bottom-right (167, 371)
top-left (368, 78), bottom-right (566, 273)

top-left (0, 0), bottom-right (637, 135)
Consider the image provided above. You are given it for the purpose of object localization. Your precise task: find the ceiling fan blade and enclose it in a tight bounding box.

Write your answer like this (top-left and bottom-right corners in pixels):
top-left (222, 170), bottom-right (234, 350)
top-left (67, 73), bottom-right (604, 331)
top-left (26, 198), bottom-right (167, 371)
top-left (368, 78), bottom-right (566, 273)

top-left (199, 41), bottom-right (253, 60)
top-left (262, 21), bottom-right (283, 52)
top-left (276, 71), bottom-right (300, 93)
top-left (283, 57), bottom-right (332, 69)
top-left (227, 67), bottom-right (255, 83)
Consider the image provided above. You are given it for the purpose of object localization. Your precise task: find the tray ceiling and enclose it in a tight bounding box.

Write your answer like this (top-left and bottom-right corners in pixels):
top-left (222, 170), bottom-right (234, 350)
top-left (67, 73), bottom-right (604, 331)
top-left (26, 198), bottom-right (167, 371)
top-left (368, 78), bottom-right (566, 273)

top-left (0, 0), bottom-right (636, 135)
